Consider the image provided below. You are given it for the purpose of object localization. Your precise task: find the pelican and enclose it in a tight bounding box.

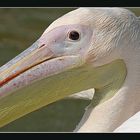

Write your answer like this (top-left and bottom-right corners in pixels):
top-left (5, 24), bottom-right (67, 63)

top-left (0, 7), bottom-right (140, 132)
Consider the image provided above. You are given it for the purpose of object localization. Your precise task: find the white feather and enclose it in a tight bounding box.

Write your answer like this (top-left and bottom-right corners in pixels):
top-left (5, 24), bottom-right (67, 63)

top-left (114, 111), bottom-right (140, 132)
top-left (66, 89), bottom-right (94, 100)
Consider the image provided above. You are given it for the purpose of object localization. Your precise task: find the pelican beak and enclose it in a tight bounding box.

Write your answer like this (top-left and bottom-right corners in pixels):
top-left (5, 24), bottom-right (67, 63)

top-left (0, 39), bottom-right (83, 127)
top-left (0, 39), bottom-right (83, 97)
top-left (0, 41), bottom-right (54, 88)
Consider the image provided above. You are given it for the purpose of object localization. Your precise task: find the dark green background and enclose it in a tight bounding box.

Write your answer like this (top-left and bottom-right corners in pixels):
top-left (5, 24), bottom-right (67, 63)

top-left (0, 8), bottom-right (139, 132)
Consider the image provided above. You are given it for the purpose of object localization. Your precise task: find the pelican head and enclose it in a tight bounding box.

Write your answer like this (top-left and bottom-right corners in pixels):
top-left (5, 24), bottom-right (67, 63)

top-left (0, 8), bottom-right (140, 132)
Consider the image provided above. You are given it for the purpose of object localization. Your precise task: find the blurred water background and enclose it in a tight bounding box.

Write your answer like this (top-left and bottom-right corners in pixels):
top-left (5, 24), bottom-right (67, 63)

top-left (0, 8), bottom-right (139, 132)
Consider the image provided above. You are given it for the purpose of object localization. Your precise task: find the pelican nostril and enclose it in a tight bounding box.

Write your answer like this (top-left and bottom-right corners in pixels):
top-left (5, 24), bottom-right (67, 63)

top-left (38, 44), bottom-right (45, 49)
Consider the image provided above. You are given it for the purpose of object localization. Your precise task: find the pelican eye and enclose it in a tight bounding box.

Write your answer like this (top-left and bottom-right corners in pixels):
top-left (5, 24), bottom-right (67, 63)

top-left (68, 31), bottom-right (80, 41)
